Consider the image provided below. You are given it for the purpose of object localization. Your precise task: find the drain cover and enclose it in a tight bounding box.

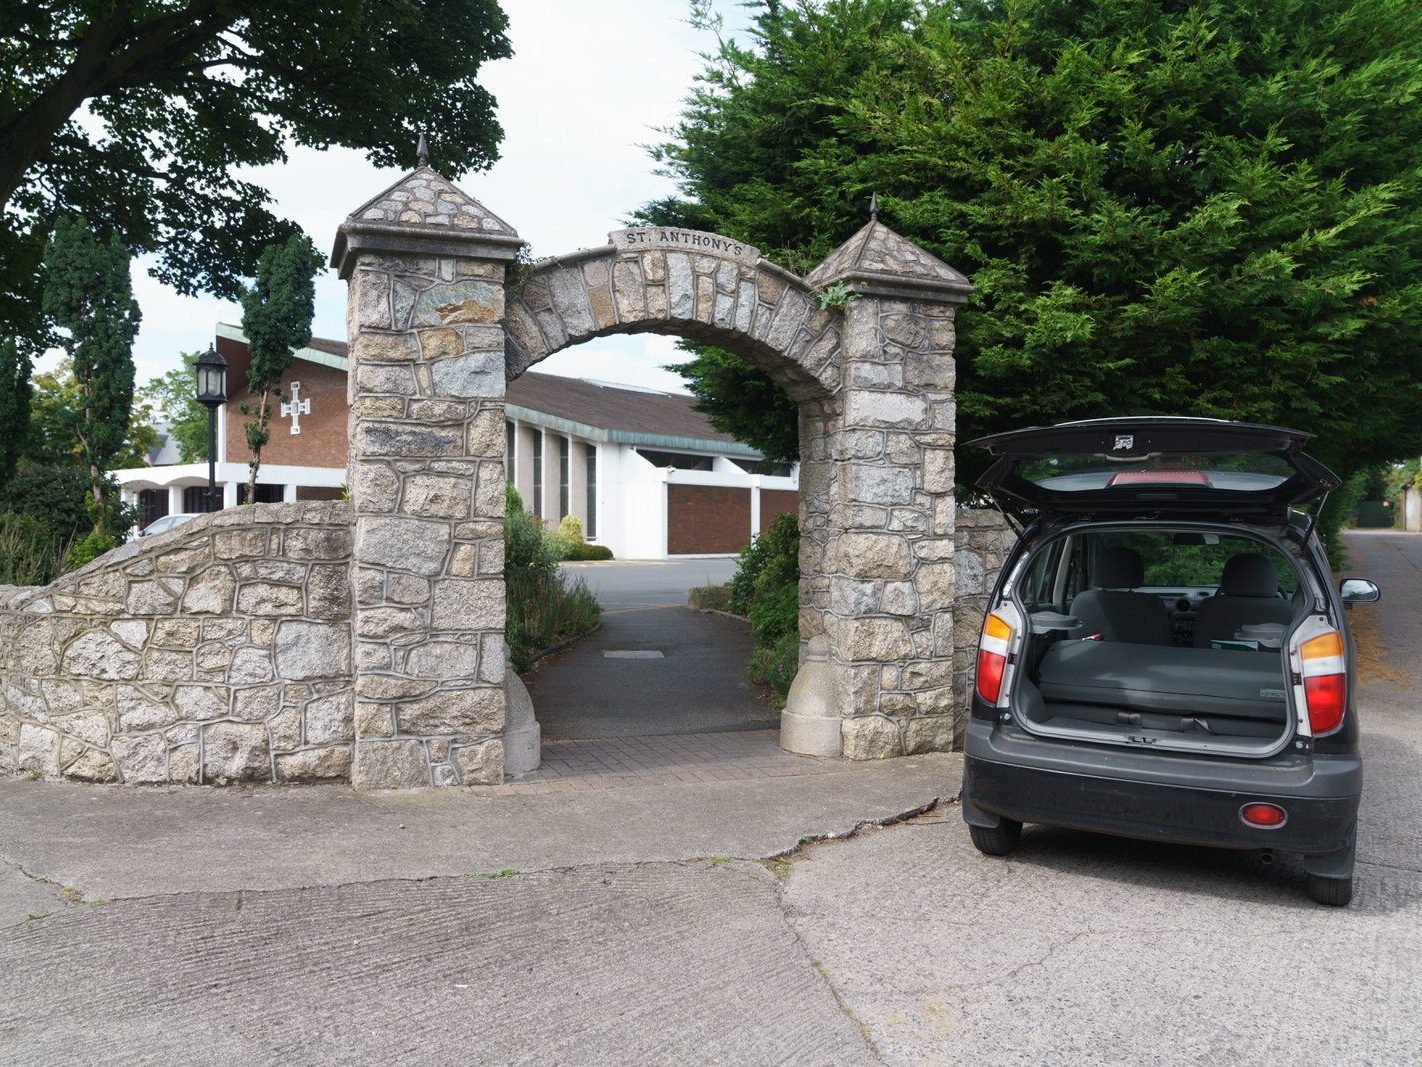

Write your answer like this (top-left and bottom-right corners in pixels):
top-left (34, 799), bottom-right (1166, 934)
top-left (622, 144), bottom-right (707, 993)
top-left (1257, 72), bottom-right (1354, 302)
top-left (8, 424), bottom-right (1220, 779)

top-left (602, 650), bottom-right (665, 659)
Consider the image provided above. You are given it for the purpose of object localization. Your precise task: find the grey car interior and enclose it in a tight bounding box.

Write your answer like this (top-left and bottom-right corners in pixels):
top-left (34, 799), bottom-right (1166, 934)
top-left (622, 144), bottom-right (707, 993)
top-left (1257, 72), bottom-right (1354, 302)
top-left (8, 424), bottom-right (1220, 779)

top-left (1027, 641), bottom-right (1288, 742)
top-left (1068, 546), bottom-right (1173, 645)
top-left (1193, 553), bottom-right (1296, 647)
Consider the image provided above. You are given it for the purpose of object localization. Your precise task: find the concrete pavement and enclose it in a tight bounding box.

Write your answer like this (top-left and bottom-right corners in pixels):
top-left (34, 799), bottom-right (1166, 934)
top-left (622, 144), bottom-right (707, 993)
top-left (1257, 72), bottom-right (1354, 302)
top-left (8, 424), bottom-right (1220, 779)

top-left (2, 535), bottom-right (1419, 1064)
top-left (0, 755), bottom-right (952, 1064)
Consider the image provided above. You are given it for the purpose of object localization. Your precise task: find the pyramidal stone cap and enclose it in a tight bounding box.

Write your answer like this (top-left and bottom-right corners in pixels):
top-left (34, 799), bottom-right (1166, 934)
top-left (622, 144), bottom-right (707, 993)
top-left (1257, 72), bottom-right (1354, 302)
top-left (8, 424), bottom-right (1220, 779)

top-left (331, 165), bottom-right (523, 278)
top-left (806, 217), bottom-right (973, 303)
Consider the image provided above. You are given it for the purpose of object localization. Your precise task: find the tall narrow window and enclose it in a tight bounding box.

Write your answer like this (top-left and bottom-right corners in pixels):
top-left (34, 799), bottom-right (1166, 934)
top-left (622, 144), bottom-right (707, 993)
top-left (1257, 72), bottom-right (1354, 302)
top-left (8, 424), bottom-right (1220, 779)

top-left (531, 433), bottom-right (543, 518)
top-left (559, 437), bottom-right (570, 518)
top-left (585, 445), bottom-right (597, 539)
top-left (505, 420), bottom-right (516, 483)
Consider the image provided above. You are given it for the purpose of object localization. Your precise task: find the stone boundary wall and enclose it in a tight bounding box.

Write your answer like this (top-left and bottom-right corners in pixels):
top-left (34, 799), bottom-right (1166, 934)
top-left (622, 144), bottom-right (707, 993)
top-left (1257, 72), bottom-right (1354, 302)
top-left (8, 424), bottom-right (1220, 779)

top-left (951, 507), bottom-right (1016, 744)
top-left (0, 502), bottom-right (355, 784)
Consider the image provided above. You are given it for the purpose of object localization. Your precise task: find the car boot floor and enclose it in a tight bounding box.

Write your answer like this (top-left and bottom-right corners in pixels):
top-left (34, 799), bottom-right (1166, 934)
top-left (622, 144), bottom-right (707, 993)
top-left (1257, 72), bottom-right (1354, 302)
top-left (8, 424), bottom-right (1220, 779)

top-left (525, 605), bottom-right (780, 740)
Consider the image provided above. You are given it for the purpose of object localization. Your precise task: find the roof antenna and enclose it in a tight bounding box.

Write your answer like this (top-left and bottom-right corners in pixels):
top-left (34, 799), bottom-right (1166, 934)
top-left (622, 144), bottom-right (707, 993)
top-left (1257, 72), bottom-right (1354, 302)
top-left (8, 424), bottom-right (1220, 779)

top-left (869, 192), bottom-right (879, 222)
top-left (416, 131), bottom-right (429, 168)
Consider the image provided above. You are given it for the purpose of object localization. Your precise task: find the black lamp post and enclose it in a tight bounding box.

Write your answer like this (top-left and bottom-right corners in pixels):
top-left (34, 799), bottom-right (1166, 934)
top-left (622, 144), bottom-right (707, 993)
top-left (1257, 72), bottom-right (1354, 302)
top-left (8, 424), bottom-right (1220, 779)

top-left (194, 344), bottom-right (227, 511)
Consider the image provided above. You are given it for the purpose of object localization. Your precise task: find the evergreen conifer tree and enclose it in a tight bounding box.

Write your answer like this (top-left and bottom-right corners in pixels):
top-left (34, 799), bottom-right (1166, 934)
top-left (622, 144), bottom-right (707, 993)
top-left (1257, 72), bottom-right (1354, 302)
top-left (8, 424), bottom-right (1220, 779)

top-left (239, 234), bottom-right (321, 502)
top-left (40, 217), bottom-right (141, 533)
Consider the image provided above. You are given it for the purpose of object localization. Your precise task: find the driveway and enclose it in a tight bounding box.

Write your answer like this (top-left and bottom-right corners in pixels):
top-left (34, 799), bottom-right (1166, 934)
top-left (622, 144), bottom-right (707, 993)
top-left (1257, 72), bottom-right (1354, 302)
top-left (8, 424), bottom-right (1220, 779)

top-left (527, 558), bottom-right (776, 739)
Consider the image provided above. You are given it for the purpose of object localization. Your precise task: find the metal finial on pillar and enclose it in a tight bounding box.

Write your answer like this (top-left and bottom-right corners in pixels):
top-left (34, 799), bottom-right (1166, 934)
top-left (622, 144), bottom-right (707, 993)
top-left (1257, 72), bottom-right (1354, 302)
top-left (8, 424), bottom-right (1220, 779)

top-left (416, 132), bottom-right (429, 167)
top-left (869, 192), bottom-right (879, 222)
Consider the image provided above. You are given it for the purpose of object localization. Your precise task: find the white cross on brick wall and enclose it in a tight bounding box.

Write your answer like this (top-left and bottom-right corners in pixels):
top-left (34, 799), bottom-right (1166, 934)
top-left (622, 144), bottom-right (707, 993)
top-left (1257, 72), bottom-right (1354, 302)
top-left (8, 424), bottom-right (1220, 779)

top-left (280, 381), bottom-right (312, 435)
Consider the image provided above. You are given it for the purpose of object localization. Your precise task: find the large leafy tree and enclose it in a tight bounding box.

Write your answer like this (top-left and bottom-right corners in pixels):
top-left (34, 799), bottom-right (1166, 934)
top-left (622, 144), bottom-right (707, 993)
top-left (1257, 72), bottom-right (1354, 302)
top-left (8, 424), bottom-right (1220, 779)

top-left (41, 216), bottom-right (141, 531)
top-left (138, 352), bottom-right (211, 464)
top-left (25, 360), bottom-right (157, 470)
top-left (1, 0), bottom-right (511, 351)
top-left (649, 0), bottom-right (1422, 492)
top-left (240, 232), bottom-right (320, 499)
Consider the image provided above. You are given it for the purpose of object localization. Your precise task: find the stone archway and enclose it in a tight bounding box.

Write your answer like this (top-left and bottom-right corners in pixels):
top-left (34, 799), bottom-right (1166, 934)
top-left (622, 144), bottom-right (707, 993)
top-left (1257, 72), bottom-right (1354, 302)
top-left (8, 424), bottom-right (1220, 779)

top-left (333, 165), bottom-right (973, 788)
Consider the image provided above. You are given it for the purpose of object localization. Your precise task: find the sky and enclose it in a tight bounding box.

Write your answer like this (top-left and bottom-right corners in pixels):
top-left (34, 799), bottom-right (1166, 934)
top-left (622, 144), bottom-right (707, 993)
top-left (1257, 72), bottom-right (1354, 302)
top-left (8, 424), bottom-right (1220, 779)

top-left (105, 0), bottom-right (750, 394)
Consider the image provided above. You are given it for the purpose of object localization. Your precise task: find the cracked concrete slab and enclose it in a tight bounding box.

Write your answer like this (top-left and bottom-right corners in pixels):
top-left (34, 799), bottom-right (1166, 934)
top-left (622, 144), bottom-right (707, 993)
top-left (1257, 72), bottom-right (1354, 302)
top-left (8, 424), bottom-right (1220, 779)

top-left (0, 753), bottom-right (957, 907)
top-left (780, 809), bottom-right (1422, 1065)
top-left (0, 861), bottom-right (68, 929)
top-left (1, 862), bottom-right (875, 1065)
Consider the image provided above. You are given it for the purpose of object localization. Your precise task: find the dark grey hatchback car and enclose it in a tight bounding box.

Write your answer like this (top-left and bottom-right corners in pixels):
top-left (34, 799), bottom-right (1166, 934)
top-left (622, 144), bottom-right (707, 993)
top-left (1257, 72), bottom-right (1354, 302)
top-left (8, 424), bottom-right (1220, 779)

top-left (960, 417), bottom-right (1380, 906)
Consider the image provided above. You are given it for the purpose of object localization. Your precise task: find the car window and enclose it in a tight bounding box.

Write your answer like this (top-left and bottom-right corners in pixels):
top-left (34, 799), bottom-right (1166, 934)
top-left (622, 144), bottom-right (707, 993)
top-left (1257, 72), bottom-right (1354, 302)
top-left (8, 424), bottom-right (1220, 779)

top-left (1017, 452), bottom-right (1298, 493)
top-left (1022, 540), bottom-right (1063, 608)
top-left (1089, 531), bottom-right (1297, 593)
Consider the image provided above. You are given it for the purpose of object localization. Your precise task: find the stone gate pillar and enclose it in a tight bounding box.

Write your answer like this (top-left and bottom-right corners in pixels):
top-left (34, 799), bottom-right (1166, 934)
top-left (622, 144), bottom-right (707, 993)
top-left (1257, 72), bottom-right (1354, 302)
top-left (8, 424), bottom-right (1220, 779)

top-left (782, 216), bottom-right (972, 759)
top-left (331, 166), bottom-right (523, 786)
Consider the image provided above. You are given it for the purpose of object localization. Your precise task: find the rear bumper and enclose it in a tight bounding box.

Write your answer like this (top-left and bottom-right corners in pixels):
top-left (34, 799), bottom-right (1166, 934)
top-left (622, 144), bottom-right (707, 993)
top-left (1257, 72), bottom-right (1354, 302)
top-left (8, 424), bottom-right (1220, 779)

top-left (963, 721), bottom-right (1360, 856)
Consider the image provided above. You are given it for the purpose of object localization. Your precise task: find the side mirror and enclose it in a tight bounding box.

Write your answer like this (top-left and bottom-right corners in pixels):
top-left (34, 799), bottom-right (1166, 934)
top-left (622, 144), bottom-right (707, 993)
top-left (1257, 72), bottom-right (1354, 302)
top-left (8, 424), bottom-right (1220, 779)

top-left (1340, 578), bottom-right (1380, 605)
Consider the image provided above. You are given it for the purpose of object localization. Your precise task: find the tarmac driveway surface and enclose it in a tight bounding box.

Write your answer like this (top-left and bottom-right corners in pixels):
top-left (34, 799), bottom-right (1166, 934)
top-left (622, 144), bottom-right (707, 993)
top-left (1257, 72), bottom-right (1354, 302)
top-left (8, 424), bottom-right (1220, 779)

top-left (1, 535), bottom-right (1418, 1063)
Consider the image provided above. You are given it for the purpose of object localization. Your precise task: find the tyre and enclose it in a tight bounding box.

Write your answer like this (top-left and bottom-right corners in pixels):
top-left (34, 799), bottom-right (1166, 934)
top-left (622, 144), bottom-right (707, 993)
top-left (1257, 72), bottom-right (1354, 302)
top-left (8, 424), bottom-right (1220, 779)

top-left (1306, 873), bottom-right (1354, 907)
top-left (968, 819), bottom-right (1022, 856)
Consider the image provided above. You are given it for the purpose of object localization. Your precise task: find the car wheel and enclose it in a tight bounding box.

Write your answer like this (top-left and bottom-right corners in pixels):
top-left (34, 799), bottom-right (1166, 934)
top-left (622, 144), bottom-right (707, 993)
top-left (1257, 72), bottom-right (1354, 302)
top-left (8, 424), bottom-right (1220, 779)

top-left (968, 819), bottom-right (1022, 856)
top-left (1305, 873), bottom-right (1354, 907)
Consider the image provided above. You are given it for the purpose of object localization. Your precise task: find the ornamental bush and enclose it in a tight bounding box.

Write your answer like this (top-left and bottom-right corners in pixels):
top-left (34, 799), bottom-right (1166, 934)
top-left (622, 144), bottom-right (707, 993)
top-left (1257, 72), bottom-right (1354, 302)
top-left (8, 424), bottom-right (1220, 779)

top-left (729, 513), bottom-right (801, 706)
top-left (503, 485), bottom-right (603, 671)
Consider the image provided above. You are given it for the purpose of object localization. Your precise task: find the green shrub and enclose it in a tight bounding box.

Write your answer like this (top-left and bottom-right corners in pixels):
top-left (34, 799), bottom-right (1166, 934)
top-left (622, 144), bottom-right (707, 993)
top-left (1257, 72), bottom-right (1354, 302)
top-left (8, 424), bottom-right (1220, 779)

top-left (505, 570), bottom-right (602, 672)
top-left (0, 461), bottom-right (104, 548)
top-left (503, 484), bottom-right (602, 670)
top-left (728, 514), bottom-right (802, 703)
top-left (748, 580), bottom-right (798, 647)
top-left (556, 514), bottom-right (584, 545)
top-left (505, 486), bottom-right (558, 582)
top-left (65, 528), bottom-right (117, 571)
top-left (747, 632), bottom-right (800, 708)
top-left (729, 513), bottom-right (800, 615)
top-left (0, 512), bottom-right (70, 586)
top-left (563, 542), bottom-right (613, 561)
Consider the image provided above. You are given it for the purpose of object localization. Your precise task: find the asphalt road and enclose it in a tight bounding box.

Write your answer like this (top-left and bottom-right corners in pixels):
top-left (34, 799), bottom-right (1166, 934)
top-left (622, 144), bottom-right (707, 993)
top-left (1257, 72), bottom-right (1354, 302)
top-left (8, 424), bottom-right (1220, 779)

top-left (1, 535), bottom-right (1417, 1064)
top-left (529, 557), bottom-right (775, 739)
top-left (561, 558), bottom-right (739, 609)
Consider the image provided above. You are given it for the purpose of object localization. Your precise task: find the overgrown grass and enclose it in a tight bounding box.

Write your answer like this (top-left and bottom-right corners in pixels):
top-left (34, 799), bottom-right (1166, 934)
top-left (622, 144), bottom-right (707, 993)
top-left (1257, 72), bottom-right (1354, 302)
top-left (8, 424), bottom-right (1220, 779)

top-left (506, 569), bottom-right (602, 672)
top-left (0, 512), bottom-right (71, 586)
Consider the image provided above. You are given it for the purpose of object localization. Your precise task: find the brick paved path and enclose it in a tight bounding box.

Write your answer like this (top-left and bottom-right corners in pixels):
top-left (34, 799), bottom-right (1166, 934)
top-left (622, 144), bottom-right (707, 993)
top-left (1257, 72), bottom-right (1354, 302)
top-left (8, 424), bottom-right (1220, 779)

top-left (470, 729), bottom-right (843, 795)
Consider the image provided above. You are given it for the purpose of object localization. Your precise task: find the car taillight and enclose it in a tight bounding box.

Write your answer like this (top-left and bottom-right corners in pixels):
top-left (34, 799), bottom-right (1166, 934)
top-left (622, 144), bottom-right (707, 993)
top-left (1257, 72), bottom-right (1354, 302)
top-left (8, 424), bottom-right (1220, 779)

top-left (976, 612), bottom-right (1014, 705)
top-left (1240, 803), bottom-right (1288, 828)
top-left (1299, 630), bottom-right (1346, 734)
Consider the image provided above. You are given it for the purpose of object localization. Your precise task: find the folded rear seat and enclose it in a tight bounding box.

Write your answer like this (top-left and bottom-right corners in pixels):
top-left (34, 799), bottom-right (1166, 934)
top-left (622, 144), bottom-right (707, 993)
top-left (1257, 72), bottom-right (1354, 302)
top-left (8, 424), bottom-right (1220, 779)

top-left (1037, 640), bottom-right (1290, 724)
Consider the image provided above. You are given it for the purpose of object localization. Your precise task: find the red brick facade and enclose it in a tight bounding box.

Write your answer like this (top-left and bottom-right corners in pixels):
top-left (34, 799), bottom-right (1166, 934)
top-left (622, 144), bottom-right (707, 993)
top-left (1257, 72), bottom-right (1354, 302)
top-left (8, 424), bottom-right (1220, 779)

top-left (759, 489), bottom-right (799, 532)
top-left (667, 484), bottom-right (752, 555)
top-left (219, 338), bottom-right (350, 469)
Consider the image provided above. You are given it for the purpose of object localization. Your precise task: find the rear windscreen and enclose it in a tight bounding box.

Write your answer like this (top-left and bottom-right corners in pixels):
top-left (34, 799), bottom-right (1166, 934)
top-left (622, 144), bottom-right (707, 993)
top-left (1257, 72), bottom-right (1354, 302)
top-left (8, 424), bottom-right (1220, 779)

top-left (1018, 453), bottom-right (1296, 493)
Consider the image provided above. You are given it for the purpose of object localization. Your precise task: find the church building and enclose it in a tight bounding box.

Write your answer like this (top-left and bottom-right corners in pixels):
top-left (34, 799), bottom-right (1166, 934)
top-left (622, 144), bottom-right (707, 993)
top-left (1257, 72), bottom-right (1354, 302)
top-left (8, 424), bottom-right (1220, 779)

top-left (113, 324), bottom-right (800, 559)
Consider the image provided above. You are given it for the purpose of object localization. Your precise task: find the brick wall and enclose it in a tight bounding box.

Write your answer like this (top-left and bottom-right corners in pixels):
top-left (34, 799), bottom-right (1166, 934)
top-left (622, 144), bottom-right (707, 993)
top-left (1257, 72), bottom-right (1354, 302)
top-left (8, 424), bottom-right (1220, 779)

top-left (223, 359), bottom-right (350, 471)
top-left (759, 489), bottom-right (799, 532)
top-left (667, 484), bottom-right (752, 555)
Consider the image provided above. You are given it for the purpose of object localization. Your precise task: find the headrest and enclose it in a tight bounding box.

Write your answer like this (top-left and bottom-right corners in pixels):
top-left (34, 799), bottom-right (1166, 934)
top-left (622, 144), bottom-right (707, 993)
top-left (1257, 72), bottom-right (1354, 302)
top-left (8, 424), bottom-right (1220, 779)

top-left (1220, 553), bottom-right (1278, 597)
top-left (1095, 547), bottom-right (1144, 589)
